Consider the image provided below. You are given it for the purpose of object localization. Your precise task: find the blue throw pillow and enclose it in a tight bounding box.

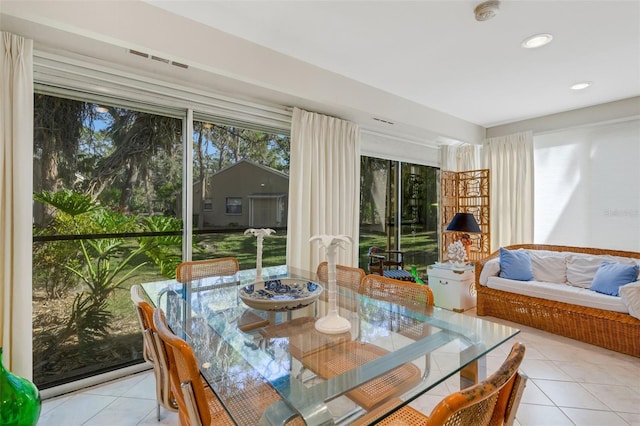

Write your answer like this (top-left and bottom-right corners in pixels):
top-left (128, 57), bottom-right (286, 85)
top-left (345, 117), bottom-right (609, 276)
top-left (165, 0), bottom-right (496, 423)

top-left (590, 262), bottom-right (639, 296)
top-left (499, 248), bottom-right (534, 281)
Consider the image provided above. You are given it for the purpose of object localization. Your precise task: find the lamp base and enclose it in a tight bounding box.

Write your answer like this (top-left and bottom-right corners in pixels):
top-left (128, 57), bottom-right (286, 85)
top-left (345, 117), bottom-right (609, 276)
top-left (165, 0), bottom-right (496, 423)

top-left (315, 313), bottom-right (351, 334)
top-left (460, 233), bottom-right (472, 261)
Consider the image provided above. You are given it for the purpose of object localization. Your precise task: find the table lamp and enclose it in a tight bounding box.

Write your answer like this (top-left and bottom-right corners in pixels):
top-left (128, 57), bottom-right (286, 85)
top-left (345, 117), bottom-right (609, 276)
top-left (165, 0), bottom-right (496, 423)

top-left (446, 212), bottom-right (481, 261)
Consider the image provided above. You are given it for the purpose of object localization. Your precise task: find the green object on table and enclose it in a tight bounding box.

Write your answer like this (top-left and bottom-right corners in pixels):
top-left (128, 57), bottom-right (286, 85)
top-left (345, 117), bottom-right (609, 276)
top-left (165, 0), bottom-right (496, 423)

top-left (0, 348), bottom-right (41, 426)
top-left (411, 266), bottom-right (425, 284)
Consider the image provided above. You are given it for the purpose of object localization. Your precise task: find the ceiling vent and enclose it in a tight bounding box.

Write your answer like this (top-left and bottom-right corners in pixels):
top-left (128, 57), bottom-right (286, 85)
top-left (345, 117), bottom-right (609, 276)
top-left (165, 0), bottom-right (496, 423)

top-left (474, 1), bottom-right (500, 21)
top-left (128, 49), bottom-right (189, 69)
top-left (373, 117), bottom-right (394, 125)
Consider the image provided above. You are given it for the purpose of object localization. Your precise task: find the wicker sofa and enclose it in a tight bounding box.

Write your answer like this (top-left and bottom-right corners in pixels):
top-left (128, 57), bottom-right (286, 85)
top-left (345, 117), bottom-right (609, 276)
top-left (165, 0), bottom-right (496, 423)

top-left (475, 244), bottom-right (640, 358)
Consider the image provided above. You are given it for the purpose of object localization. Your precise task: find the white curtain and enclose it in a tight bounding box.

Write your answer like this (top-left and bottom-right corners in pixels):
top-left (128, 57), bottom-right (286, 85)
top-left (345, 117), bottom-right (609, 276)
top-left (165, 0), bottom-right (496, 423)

top-left (0, 32), bottom-right (34, 378)
top-left (287, 108), bottom-right (360, 271)
top-left (439, 143), bottom-right (481, 171)
top-left (483, 131), bottom-right (534, 251)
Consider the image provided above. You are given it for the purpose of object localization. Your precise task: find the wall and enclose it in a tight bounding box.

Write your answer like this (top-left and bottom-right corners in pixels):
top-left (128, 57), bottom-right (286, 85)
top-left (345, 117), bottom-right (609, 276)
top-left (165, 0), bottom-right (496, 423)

top-left (534, 119), bottom-right (640, 251)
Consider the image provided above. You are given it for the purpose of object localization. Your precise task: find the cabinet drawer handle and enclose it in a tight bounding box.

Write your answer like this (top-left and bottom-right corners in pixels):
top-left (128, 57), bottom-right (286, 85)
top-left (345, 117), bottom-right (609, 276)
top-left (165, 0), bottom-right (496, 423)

top-left (440, 280), bottom-right (448, 285)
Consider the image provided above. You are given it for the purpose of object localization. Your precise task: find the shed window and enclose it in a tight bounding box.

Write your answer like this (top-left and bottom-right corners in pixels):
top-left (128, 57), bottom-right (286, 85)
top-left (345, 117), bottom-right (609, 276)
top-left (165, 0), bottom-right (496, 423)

top-left (226, 197), bottom-right (242, 214)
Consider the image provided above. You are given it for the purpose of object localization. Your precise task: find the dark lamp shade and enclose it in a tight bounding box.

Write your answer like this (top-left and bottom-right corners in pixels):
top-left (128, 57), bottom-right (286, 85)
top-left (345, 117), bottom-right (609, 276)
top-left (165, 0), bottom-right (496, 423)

top-left (446, 213), bottom-right (481, 233)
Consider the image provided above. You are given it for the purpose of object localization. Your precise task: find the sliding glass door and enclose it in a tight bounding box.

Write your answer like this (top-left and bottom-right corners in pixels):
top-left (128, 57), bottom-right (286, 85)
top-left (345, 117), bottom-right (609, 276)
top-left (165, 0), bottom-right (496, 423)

top-left (359, 156), bottom-right (439, 279)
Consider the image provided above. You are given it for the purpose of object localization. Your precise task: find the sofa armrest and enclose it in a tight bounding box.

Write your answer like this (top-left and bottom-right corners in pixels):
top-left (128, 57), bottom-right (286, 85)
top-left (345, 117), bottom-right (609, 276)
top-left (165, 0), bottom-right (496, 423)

top-left (476, 248), bottom-right (502, 287)
top-left (478, 258), bottom-right (501, 286)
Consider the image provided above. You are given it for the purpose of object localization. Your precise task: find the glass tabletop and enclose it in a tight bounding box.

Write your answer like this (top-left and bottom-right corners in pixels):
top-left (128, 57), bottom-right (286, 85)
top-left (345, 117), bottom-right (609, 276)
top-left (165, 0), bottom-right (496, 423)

top-left (141, 265), bottom-right (519, 425)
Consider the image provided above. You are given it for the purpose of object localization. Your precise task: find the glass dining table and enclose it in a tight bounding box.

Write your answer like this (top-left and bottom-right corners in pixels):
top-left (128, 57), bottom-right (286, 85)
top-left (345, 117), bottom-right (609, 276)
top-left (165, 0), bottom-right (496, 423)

top-left (140, 265), bottom-right (519, 425)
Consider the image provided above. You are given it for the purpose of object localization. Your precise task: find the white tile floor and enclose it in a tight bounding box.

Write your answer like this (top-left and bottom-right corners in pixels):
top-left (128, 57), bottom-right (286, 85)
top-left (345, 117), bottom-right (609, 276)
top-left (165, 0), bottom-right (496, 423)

top-left (37, 311), bottom-right (640, 426)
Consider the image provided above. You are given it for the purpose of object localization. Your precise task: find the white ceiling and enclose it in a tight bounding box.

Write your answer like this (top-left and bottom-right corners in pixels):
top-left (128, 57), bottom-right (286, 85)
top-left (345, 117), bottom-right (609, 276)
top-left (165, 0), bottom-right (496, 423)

top-left (146, 0), bottom-right (640, 128)
top-left (1, 0), bottom-right (638, 141)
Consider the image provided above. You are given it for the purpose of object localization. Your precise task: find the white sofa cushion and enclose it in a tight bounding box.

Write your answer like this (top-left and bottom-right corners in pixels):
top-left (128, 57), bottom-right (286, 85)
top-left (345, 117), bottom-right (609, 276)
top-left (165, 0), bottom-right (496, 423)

top-left (620, 281), bottom-right (640, 320)
top-left (529, 251), bottom-right (568, 283)
top-left (486, 276), bottom-right (629, 313)
top-left (566, 254), bottom-right (638, 289)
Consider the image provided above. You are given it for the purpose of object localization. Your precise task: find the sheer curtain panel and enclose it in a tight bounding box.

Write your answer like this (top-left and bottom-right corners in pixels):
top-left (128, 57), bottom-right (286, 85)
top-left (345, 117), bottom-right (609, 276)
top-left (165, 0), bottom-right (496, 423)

top-left (1, 32), bottom-right (34, 379)
top-left (483, 131), bottom-right (534, 251)
top-left (287, 108), bottom-right (360, 271)
top-left (439, 143), bottom-right (481, 171)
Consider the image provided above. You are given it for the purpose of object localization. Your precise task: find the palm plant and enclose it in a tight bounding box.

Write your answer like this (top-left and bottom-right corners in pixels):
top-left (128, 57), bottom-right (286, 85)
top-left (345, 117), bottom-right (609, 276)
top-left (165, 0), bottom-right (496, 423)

top-left (34, 190), bottom-right (182, 355)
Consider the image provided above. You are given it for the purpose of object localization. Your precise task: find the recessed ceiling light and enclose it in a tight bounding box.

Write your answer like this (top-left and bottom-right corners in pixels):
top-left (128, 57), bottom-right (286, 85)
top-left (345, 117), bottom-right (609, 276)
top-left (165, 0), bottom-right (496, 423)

top-left (521, 33), bottom-right (553, 49)
top-left (570, 82), bottom-right (592, 90)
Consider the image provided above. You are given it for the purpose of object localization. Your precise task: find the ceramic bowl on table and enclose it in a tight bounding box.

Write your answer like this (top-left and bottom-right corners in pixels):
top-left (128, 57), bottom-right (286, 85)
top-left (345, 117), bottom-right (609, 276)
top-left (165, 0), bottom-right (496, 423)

top-left (239, 278), bottom-right (323, 312)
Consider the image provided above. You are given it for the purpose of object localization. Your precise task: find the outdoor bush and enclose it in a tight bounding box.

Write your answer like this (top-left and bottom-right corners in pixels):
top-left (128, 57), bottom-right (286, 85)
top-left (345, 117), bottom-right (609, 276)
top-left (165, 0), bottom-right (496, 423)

top-left (33, 189), bottom-right (182, 358)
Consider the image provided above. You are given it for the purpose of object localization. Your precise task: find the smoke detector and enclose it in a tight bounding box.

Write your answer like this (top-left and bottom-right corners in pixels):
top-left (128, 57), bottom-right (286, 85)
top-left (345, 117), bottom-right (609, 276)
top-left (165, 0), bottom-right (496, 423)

top-left (474, 1), bottom-right (500, 21)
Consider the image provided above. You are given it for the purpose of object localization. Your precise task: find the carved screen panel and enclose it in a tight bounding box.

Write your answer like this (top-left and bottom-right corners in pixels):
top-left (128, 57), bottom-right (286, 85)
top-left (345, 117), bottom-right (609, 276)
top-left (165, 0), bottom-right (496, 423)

top-left (440, 169), bottom-right (490, 263)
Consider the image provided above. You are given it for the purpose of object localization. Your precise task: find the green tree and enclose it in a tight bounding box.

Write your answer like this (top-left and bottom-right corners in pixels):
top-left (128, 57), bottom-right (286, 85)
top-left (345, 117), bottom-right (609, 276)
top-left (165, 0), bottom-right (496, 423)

top-left (34, 94), bottom-right (92, 223)
top-left (87, 109), bottom-right (182, 212)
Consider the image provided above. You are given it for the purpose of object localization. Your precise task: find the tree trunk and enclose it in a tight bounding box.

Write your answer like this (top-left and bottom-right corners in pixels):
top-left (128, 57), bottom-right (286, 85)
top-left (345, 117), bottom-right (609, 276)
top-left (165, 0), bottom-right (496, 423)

top-left (119, 162), bottom-right (139, 212)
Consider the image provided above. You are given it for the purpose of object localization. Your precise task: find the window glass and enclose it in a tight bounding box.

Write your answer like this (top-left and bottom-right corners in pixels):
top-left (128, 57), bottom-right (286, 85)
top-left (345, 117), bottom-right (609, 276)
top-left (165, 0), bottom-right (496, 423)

top-left (399, 163), bottom-right (439, 277)
top-left (360, 157), bottom-right (398, 267)
top-left (191, 120), bottom-right (290, 267)
top-left (226, 197), bottom-right (243, 214)
top-left (32, 93), bottom-right (183, 389)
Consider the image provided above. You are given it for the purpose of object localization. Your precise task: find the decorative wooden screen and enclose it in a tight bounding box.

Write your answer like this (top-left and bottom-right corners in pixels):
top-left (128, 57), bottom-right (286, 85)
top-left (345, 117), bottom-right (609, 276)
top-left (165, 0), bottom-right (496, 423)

top-left (440, 169), bottom-right (490, 263)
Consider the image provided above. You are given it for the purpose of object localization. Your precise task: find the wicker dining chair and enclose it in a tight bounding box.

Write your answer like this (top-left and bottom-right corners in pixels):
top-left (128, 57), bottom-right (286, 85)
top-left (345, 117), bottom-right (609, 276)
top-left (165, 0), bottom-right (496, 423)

top-left (302, 340), bottom-right (423, 411)
top-left (315, 261), bottom-right (366, 313)
top-left (360, 273), bottom-right (434, 365)
top-left (360, 273), bottom-right (434, 310)
top-left (301, 273), bottom-right (432, 413)
top-left (315, 261), bottom-right (366, 293)
top-left (153, 308), bottom-right (304, 426)
top-left (352, 342), bottom-right (527, 426)
top-left (175, 257), bottom-right (240, 283)
top-left (130, 285), bottom-right (178, 421)
top-left (175, 257), bottom-right (269, 332)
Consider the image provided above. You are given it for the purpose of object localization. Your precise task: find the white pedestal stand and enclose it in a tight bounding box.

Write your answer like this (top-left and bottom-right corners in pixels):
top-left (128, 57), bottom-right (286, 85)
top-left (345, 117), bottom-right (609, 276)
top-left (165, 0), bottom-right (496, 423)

top-left (244, 228), bottom-right (275, 282)
top-left (310, 235), bottom-right (353, 334)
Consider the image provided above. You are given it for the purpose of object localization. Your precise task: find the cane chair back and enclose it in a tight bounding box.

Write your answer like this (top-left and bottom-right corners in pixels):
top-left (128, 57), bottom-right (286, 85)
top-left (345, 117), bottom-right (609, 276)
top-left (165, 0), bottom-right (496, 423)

top-left (428, 342), bottom-right (526, 425)
top-left (316, 261), bottom-right (366, 293)
top-left (152, 308), bottom-right (230, 426)
top-left (352, 342), bottom-right (527, 426)
top-left (304, 273), bottom-right (425, 412)
top-left (361, 274), bottom-right (434, 311)
top-left (316, 261), bottom-right (365, 313)
top-left (176, 257), bottom-right (239, 283)
top-left (360, 274), bottom-right (434, 344)
top-left (153, 308), bottom-right (305, 426)
top-left (176, 257), bottom-right (268, 332)
top-left (130, 285), bottom-right (178, 419)
top-left (358, 274), bottom-right (435, 405)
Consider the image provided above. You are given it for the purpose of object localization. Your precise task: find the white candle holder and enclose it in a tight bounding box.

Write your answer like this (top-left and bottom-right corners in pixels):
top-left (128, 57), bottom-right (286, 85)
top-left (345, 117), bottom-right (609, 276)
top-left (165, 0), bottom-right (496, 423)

top-left (310, 234), bottom-right (353, 334)
top-left (244, 228), bottom-right (275, 282)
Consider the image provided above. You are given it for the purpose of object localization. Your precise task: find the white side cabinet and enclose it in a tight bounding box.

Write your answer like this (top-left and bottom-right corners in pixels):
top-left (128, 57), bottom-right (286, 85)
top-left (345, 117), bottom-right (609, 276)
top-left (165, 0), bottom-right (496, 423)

top-left (427, 264), bottom-right (476, 312)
